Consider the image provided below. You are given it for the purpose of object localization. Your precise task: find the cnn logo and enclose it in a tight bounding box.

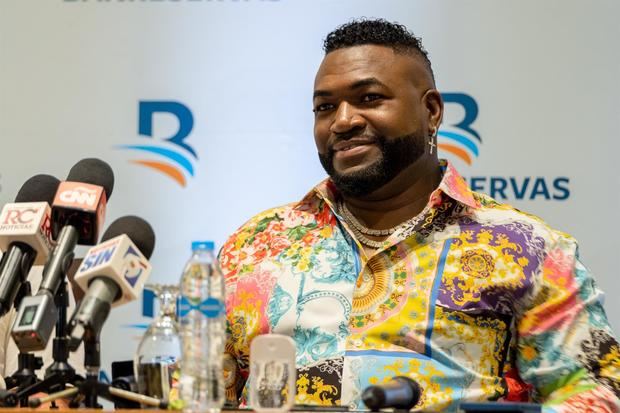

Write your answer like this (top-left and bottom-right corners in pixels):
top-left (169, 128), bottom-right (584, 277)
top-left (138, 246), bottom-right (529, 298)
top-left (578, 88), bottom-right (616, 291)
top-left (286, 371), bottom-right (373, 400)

top-left (59, 186), bottom-right (98, 207)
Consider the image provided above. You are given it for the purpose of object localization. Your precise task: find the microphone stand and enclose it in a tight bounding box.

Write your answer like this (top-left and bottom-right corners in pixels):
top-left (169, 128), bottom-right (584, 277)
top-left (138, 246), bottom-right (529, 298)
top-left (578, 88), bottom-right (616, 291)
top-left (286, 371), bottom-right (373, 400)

top-left (43, 279), bottom-right (81, 390)
top-left (0, 280), bottom-right (44, 407)
top-left (0, 353), bottom-right (43, 407)
top-left (4, 280), bottom-right (84, 407)
top-left (28, 324), bottom-right (168, 409)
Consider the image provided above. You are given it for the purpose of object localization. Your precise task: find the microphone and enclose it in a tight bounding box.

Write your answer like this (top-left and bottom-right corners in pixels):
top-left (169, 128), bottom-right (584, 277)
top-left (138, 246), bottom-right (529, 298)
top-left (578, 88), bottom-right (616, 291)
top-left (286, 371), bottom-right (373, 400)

top-left (50, 158), bottom-right (114, 246)
top-left (68, 215), bottom-right (155, 350)
top-left (0, 175), bottom-right (59, 316)
top-left (11, 158), bottom-right (115, 352)
top-left (361, 376), bottom-right (422, 411)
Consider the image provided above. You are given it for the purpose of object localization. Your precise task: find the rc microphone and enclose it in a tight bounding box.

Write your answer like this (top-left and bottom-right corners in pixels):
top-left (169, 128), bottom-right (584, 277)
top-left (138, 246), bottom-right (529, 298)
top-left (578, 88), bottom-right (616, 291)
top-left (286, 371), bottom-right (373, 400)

top-left (11, 158), bottom-right (115, 352)
top-left (361, 376), bottom-right (422, 411)
top-left (68, 215), bottom-right (155, 350)
top-left (0, 174), bottom-right (59, 316)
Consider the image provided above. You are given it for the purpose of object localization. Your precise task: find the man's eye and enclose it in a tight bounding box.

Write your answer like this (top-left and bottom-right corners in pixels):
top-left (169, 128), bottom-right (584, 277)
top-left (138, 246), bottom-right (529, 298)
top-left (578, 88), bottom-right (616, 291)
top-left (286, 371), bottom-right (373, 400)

top-left (361, 94), bottom-right (382, 103)
top-left (313, 103), bottom-right (334, 113)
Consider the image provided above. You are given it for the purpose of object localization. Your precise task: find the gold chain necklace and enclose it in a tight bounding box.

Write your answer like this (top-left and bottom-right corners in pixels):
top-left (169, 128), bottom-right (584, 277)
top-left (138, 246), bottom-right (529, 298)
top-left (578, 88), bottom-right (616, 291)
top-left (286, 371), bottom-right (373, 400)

top-left (336, 201), bottom-right (386, 249)
top-left (336, 200), bottom-right (429, 249)
top-left (340, 201), bottom-right (397, 236)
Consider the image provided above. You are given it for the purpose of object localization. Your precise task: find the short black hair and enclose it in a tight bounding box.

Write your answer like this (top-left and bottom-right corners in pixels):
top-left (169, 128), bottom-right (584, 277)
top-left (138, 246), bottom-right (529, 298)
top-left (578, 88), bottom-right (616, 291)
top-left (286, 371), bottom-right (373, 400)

top-left (323, 18), bottom-right (435, 83)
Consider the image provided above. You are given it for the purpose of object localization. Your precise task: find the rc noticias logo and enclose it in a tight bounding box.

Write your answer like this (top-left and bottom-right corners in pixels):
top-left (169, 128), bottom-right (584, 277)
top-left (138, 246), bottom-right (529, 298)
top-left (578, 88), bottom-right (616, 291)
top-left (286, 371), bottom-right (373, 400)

top-left (438, 92), bottom-right (570, 201)
top-left (117, 101), bottom-right (198, 187)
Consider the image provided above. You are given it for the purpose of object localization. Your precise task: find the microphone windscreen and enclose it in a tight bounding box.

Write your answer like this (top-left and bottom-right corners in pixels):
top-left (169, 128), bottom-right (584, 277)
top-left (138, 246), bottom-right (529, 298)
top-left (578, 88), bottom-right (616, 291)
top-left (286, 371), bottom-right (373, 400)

top-left (101, 216), bottom-right (156, 259)
top-left (361, 376), bottom-right (421, 410)
top-left (66, 158), bottom-right (115, 200)
top-left (15, 174), bottom-right (61, 203)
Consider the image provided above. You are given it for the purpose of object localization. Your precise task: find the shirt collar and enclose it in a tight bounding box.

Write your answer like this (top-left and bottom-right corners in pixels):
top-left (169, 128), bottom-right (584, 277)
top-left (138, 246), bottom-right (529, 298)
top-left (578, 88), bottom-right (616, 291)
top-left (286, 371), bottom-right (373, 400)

top-left (305, 159), bottom-right (480, 210)
top-left (436, 159), bottom-right (480, 209)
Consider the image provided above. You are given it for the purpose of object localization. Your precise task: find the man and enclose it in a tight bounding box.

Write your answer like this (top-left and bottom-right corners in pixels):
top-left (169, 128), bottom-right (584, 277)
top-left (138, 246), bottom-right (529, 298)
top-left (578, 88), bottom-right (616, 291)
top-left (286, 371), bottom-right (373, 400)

top-left (219, 19), bottom-right (620, 412)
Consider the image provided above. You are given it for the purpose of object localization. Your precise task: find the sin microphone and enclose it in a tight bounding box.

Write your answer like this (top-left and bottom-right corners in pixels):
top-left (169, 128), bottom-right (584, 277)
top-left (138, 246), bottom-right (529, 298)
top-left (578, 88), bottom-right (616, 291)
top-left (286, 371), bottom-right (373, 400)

top-left (68, 215), bottom-right (155, 350)
top-left (11, 158), bottom-right (115, 352)
top-left (361, 376), bottom-right (422, 411)
top-left (0, 174), bottom-right (60, 316)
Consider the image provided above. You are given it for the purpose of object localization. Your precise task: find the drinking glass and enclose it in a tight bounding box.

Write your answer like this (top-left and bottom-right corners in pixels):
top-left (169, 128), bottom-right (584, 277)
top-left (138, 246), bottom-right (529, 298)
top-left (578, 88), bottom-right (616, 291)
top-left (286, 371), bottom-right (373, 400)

top-left (134, 284), bottom-right (181, 401)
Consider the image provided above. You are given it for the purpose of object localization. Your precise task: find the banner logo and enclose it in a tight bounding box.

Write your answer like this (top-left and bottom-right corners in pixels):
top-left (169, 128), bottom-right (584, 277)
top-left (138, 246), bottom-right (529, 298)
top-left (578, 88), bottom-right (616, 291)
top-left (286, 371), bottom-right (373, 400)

top-left (117, 101), bottom-right (198, 187)
top-left (438, 93), bottom-right (481, 166)
top-left (437, 92), bottom-right (570, 200)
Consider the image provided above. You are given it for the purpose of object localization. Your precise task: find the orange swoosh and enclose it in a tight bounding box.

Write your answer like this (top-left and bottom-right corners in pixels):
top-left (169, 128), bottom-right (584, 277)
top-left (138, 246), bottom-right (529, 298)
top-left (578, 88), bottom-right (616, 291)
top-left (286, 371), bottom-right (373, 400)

top-left (131, 160), bottom-right (186, 187)
top-left (438, 143), bottom-right (472, 165)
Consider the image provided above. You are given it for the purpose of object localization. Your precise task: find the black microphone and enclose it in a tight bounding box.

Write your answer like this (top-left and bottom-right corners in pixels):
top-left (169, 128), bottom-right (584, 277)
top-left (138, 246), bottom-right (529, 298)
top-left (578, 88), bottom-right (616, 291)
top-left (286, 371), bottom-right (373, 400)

top-left (361, 376), bottom-right (422, 411)
top-left (11, 158), bottom-right (115, 352)
top-left (68, 215), bottom-right (155, 350)
top-left (50, 158), bottom-right (115, 246)
top-left (41, 158), bottom-right (115, 296)
top-left (0, 174), bottom-right (60, 316)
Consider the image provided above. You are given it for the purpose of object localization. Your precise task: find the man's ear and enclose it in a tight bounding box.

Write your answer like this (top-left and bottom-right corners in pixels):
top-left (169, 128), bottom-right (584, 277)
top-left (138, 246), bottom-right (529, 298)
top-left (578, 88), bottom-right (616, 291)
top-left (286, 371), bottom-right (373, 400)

top-left (423, 89), bottom-right (443, 132)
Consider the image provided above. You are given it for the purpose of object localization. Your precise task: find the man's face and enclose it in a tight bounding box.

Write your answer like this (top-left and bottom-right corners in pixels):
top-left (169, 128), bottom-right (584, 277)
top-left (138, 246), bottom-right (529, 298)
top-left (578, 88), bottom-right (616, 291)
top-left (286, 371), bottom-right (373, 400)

top-left (313, 45), bottom-right (435, 198)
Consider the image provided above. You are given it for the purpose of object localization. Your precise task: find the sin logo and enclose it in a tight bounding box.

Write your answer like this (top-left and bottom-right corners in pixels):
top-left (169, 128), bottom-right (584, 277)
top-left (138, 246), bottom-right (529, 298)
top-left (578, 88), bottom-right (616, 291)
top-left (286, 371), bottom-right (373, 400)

top-left (117, 101), bottom-right (198, 187)
top-left (79, 245), bottom-right (117, 272)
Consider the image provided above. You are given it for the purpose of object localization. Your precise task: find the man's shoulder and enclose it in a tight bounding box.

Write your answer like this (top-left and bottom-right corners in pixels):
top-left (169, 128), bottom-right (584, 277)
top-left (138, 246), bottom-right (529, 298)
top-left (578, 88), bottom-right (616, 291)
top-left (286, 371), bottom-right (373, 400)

top-left (226, 201), bottom-right (311, 235)
top-left (470, 191), bottom-right (576, 246)
top-left (218, 197), bottom-right (327, 272)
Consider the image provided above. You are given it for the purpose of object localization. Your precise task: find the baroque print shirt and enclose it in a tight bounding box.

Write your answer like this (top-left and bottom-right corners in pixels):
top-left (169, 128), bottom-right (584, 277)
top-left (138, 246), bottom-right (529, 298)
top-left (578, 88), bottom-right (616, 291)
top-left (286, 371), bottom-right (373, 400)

top-left (219, 161), bottom-right (620, 412)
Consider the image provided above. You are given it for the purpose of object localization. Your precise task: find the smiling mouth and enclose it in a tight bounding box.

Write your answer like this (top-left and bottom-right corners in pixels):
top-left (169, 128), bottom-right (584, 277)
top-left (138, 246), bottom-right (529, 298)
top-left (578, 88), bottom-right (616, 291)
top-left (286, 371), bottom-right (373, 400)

top-left (332, 143), bottom-right (377, 162)
top-left (338, 143), bottom-right (370, 151)
top-left (332, 138), bottom-right (376, 152)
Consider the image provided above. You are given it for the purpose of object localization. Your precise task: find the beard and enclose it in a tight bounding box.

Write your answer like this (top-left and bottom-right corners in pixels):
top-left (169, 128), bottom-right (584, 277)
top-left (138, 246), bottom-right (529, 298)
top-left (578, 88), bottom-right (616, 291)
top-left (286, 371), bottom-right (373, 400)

top-left (318, 132), bottom-right (426, 198)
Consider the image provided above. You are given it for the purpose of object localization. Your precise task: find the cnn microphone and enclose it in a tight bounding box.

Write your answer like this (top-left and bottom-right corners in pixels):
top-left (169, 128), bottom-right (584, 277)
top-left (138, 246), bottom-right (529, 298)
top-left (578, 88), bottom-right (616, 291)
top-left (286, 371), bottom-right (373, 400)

top-left (0, 174), bottom-right (59, 316)
top-left (68, 215), bottom-right (155, 350)
top-left (11, 158), bottom-right (114, 352)
top-left (361, 376), bottom-right (422, 411)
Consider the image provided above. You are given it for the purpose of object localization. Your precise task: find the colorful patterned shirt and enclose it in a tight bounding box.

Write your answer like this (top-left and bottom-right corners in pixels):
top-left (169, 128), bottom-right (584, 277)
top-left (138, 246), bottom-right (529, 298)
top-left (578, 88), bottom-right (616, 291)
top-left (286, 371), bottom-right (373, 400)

top-left (219, 161), bottom-right (620, 412)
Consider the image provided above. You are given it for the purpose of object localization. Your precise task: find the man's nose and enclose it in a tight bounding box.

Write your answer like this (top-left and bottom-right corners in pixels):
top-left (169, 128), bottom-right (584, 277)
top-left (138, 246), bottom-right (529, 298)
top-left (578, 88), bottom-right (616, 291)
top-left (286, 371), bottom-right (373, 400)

top-left (330, 101), bottom-right (365, 134)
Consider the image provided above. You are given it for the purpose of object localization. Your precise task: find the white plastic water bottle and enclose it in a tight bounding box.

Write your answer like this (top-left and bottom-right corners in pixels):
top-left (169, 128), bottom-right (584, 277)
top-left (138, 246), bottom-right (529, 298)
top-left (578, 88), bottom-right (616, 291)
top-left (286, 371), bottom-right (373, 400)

top-left (178, 241), bottom-right (226, 413)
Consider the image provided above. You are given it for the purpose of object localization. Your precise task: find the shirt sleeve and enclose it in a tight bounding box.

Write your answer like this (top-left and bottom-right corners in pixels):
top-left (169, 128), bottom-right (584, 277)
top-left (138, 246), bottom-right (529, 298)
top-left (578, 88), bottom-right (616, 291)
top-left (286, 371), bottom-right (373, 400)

top-left (516, 236), bottom-right (620, 412)
top-left (219, 241), bottom-right (249, 406)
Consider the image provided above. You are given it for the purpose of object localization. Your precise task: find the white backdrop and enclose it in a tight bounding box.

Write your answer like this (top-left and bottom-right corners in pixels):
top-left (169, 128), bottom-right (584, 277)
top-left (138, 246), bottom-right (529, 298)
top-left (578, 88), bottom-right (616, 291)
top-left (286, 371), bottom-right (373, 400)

top-left (1, 0), bottom-right (619, 381)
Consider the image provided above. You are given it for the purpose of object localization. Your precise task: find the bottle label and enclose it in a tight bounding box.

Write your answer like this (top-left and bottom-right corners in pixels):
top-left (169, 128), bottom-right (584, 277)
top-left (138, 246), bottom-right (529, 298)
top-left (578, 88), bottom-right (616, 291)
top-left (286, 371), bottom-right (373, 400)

top-left (178, 296), bottom-right (225, 318)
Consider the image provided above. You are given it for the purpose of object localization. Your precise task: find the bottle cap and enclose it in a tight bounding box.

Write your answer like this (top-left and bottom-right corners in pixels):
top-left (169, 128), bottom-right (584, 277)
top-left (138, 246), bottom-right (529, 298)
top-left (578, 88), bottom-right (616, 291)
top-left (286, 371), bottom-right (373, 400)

top-left (191, 241), bottom-right (215, 251)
